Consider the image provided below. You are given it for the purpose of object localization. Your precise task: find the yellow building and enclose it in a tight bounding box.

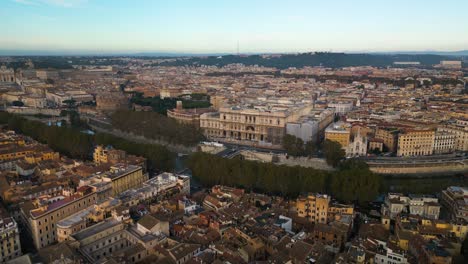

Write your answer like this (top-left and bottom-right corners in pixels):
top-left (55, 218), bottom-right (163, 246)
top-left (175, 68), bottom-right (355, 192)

top-left (324, 122), bottom-right (351, 148)
top-left (328, 203), bottom-right (355, 222)
top-left (397, 129), bottom-right (435, 156)
top-left (24, 150), bottom-right (60, 164)
top-left (295, 194), bottom-right (331, 224)
top-left (210, 95), bottom-right (227, 110)
top-left (0, 132), bottom-right (25, 146)
top-left (93, 145), bottom-right (124, 164)
top-left (0, 145), bottom-right (58, 163)
top-left (394, 215), bottom-right (465, 250)
top-left (451, 222), bottom-right (468, 240)
top-left (93, 145), bottom-right (146, 170)
top-left (103, 165), bottom-right (148, 196)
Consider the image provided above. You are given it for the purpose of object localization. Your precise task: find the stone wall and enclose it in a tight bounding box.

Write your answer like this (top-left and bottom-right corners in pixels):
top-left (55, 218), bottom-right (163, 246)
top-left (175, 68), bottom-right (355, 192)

top-left (6, 107), bottom-right (61, 116)
top-left (369, 161), bottom-right (468, 176)
top-left (239, 150), bottom-right (334, 171)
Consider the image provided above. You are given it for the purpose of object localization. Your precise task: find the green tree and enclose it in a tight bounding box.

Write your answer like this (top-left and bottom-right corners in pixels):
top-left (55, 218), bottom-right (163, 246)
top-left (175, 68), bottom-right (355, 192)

top-left (0, 112), bottom-right (174, 172)
top-left (282, 134), bottom-right (305, 156)
top-left (63, 99), bottom-right (76, 108)
top-left (330, 159), bottom-right (381, 204)
top-left (304, 141), bottom-right (317, 156)
top-left (110, 110), bottom-right (204, 147)
top-left (12, 101), bottom-right (24, 107)
top-left (323, 139), bottom-right (345, 167)
top-left (370, 148), bottom-right (381, 155)
top-left (462, 236), bottom-right (468, 260)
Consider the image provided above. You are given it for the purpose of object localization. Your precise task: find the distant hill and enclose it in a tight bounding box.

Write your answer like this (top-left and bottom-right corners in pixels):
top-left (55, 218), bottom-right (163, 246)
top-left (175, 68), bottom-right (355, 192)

top-left (374, 50), bottom-right (468, 56)
top-left (158, 52), bottom-right (464, 69)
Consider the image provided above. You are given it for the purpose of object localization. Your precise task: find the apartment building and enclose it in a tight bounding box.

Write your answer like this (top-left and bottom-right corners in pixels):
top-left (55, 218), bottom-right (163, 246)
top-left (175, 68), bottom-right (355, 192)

top-left (373, 240), bottom-right (408, 264)
top-left (20, 186), bottom-right (98, 249)
top-left (382, 193), bottom-right (441, 220)
top-left (327, 101), bottom-right (354, 115)
top-left (0, 211), bottom-right (22, 263)
top-left (433, 131), bottom-right (456, 154)
top-left (45, 90), bottom-right (94, 106)
top-left (200, 104), bottom-right (312, 147)
top-left (441, 186), bottom-right (468, 222)
top-left (286, 119), bottom-right (319, 143)
top-left (409, 235), bottom-right (452, 264)
top-left (82, 165), bottom-right (148, 197)
top-left (374, 127), bottom-right (399, 153)
top-left (295, 194), bottom-right (331, 224)
top-left (0, 144), bottom-right (59, 163)
top-left (397, 129), bottom-right (435, 157)
top-left (285, 108), bottom-right (335, 143)
top-left (324, 122), bottom-right (351, 148)
top-left (69, 214), bottom-right (168, 263)
top-left (437, 120), bottom-right (468, 151)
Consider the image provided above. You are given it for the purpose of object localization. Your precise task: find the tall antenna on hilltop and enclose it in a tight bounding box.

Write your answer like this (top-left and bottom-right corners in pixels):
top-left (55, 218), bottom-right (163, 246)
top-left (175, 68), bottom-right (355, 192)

top-left (237, 40), bottom-right (239, 56)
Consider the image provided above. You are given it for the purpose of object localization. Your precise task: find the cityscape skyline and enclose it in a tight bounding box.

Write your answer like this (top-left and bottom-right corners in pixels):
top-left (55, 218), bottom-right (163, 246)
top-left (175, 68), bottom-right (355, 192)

top-left (0, 0), bottom-right (467, 260)
top-left (2, 0), bottom-right (468, 54)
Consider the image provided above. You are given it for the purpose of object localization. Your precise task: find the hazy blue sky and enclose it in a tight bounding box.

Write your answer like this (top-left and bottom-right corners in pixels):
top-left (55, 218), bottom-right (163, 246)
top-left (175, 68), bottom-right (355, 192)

top-left (1, 0), bottom-right (467, 54)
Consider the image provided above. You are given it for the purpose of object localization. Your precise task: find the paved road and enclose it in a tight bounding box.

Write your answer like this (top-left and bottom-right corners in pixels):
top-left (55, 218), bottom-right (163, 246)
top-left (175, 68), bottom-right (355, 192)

top-left (215, 142), bottom-right (287, 158)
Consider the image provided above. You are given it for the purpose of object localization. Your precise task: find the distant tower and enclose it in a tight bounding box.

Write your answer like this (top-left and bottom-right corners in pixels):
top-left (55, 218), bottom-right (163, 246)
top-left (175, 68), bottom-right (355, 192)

top-left (237, 40), bottom-right (239, 56)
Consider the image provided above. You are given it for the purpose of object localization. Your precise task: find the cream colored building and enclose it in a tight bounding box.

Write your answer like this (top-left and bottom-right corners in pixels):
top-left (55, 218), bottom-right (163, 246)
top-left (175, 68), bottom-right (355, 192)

top-left (20, 186), bottom-right (98, 249)
top-left (375, 127), bottom-right (400, 153)
top-left (68, 214), bottom-right (167, 263)
top-left (167, 101), bottom-right (213, 127)
top-left (397, 129), bottom-right (435, 157)
top-left (210, 95), bottom-right (227, 110)
top-left (438, 120), bottom-right (468, 151)
top-left (200, 104), bottom-right (312, 147)
top-left (96, 92), bottom-right (128, 112)
top-left (433, 131), bottom-right (456, 154)
top-left (0, 66), bottom-right (15, 82)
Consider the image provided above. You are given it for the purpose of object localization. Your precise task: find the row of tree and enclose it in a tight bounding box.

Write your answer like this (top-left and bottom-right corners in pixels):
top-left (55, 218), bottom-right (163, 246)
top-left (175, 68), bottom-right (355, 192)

top-left (130, 92), bottom-right (211, 115)
top-left (0, 112), bottom-right (175, 172)
top-left (282, 134), bottom-right (316, 157)
top-left (188, 151), bottom-right (381, 204)
top-left (282, 135), bottom-right (346, 168)
top-left (110, 110), bottom-right (205, 147)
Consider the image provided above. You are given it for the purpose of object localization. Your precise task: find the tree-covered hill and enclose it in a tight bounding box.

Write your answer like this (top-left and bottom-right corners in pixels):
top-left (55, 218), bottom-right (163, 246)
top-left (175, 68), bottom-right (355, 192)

top-left (159, 52), bottom-right (460, 69)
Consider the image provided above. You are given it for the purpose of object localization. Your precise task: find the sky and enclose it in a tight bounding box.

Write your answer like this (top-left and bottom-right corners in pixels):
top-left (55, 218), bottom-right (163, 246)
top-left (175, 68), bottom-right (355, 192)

top-left (1, 0), bottom-right (468, 54)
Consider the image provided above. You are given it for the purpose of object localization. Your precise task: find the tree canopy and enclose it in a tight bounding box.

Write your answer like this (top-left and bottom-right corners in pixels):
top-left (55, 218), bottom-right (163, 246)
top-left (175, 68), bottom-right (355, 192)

top-left (188, 152), bottom-right (381, 203)
top-left (130, 93), bottom-right (211, 115)
top-left (323, 139), bottom-right (346, 167)
top-left (110, 110), bottom-right (205, 147)
top-left (12, 101), bottom-right (24, 107)
top-left (330, 160), bottom-right (381, 204)
top-left (282, 134), bottom-right (318, 157)
top-left (0, 112), bottom-right (175, 172)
